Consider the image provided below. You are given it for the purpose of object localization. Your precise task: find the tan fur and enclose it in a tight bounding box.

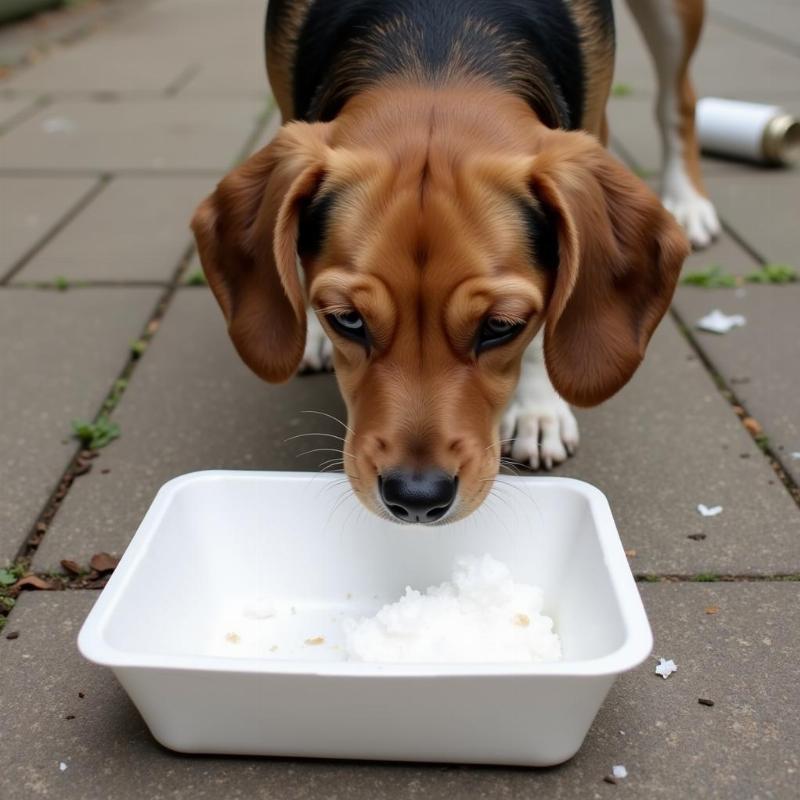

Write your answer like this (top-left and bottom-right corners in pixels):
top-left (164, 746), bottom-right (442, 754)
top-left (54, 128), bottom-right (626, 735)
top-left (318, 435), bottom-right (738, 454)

top-left (672, 0), bottom-right (707, 194)
top-left (265, 0), bottom-right (315, 120)
top-left (193, 81), bottom-right (688, 520)
top-left (564, 0), bottom-right (615, 138)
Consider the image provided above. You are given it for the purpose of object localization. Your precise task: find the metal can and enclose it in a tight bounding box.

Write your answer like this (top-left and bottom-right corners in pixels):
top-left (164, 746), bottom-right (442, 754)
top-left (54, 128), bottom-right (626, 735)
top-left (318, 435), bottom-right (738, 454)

top-left (696, 98), bottom-right (800, 167)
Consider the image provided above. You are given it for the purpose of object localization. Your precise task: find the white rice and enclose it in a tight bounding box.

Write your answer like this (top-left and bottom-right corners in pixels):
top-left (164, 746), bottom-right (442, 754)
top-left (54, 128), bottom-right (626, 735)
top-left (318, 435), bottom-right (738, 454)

top-left (342, 554), bottom-right (561, 663)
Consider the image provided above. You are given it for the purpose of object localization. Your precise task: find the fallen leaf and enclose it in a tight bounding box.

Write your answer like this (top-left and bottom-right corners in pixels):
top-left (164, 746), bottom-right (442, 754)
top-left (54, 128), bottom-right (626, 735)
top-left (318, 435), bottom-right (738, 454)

top-left (60, 560), bottom-right (82, 576)
top-left (89, 552), bottom-right (118, 573)
top-left (743, 417), bottom-right (762, 436)
top-left (705, 606), bottom-right (720, 615)
top-left (15, 575), bottom-right (56, 591)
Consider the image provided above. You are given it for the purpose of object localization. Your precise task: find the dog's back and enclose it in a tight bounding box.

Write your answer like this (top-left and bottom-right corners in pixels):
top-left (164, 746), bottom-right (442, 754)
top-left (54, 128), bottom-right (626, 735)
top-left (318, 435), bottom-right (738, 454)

top-left (267, 0), bottom-right (614, 133)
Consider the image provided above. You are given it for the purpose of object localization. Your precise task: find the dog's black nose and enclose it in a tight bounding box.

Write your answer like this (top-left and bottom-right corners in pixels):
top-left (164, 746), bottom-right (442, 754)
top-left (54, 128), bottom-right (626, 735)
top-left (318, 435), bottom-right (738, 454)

top-left (379, 469), bottom-right (457, 523)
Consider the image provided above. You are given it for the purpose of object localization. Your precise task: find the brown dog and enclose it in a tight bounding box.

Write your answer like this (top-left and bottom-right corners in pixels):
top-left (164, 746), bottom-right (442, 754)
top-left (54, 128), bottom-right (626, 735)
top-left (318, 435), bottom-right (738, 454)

top-left (192, 0), bottom-right (705, 524)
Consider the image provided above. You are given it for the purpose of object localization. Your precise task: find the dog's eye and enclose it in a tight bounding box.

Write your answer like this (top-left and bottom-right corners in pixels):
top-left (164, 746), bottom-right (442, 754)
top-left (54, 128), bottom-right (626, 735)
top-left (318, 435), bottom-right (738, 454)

top-left (476, 316), bottom-right (526, 353)
top-left (326, 310), bottom-right (369, 345)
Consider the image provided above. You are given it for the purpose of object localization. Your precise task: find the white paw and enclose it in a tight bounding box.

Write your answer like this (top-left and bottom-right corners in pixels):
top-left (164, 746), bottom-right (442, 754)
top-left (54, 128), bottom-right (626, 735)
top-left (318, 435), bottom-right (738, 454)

top-left (662, 186), bottom-right (720, 250)
top-left (500, 396), bottom-right (579, 471)
top-left (299, 314), bottom-right (334, 374)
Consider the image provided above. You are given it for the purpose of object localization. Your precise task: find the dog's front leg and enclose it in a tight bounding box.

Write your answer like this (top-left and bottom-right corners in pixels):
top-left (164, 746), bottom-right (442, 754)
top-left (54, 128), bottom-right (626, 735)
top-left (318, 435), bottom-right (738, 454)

top-left (500, 332), bottom-right (579, 470)
top-left (299, 312), bottom-right (334, 373)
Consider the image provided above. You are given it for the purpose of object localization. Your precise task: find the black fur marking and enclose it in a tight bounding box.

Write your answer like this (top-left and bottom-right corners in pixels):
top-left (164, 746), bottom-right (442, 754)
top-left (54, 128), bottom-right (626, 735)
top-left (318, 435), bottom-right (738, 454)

top-left (297, 190), bottom-right (336, 257)
top-left (518, 197), bottom-right (559, 271)
top-left (278, 0), bottom-right (588, 128)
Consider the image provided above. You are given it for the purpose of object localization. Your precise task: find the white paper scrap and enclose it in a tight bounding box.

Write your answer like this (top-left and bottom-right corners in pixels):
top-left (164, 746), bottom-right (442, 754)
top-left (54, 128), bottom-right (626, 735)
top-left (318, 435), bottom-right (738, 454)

top-left (697, 504), bottom-right (723, 517)
top-left (59, 762), bottom-right (68, 772)
top-left (655, 657), bottom-right (678, 679)
top-left (696, 309), bottom-right (746, 334)
top-left (612, 765), bottom-right (628, 779)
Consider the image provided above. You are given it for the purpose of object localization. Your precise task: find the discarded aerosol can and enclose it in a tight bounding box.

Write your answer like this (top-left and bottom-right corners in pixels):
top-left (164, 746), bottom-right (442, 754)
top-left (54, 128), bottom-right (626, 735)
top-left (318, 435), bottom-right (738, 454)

top-left (696, 98), bottom-right (800, 166)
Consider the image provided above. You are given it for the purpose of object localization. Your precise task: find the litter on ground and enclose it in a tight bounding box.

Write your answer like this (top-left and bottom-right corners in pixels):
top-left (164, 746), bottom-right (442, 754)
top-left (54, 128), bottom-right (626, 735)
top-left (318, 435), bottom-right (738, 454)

top-left (655, 657), bottom-right (678, 679)
top-left (697, 504), bottom-right (723, 517)
top-left (612, 765), bottom-right (628, 779)
top-left (696, 309), bottom-right (746, 334)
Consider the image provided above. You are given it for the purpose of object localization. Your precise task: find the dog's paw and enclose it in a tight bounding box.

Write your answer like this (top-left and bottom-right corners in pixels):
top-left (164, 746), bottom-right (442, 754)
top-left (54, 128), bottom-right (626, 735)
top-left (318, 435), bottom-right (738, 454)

top-left (299, 314), bottom-right (334, 374)
top-left (662, 184), bottom-right (720, 250)
top-left (500, 396), bottom-right (579, 471)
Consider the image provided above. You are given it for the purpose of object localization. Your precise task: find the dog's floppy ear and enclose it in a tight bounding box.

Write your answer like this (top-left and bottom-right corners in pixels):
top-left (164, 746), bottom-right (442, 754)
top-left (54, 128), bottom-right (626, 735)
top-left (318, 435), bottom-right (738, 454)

top-left (530, 130), bottom-right (689, 407)
top-left (191, 122), bottom-right (331, 383)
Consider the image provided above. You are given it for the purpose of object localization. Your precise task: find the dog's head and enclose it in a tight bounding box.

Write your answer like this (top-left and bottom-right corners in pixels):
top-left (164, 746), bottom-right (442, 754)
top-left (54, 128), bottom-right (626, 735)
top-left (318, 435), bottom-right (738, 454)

top-left (192, 91), bottom-right (688, 523)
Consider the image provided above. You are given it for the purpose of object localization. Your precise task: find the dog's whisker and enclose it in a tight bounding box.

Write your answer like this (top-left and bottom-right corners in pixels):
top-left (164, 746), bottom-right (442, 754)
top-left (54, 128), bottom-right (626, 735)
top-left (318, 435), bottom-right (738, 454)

top-left (284, 432), bottom-right (347, 443)
top-left (296, 447), bottom-right (356, 459)
top-left (485, 438), bottom-right (516, 452)
top-left (300, 409), bottom-right (355, 437)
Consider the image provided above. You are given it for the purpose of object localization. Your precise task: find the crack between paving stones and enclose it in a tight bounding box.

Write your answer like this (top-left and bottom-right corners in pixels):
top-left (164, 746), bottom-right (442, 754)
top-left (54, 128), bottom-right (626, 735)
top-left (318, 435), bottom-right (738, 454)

top-left (164, 64), bottom-right (202, 97)
top-left (670, 307), bottom-right (800, 508)
top-left (0, 175), bottom-right (111, 284)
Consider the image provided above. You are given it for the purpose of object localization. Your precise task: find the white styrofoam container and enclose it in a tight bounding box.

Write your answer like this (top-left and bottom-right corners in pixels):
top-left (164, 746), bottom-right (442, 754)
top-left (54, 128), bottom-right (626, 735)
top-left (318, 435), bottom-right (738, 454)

top-left (78, 471), bottom-right (652, 766)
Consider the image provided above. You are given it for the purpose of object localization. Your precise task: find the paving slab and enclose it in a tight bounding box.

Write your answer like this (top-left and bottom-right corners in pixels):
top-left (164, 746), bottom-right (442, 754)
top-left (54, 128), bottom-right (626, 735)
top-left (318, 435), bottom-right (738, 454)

top-left (14, 175), bottom-right (214, 284)
top-left (709, 0), bottom-right (800, 49)
top-left (0, 99), bottom-right (266, 172)
top-left (0, 287), bottom-right (160, 564)
top-left (674, 284), bottom-right (800, 485)
top-left (1, 32), bottom-right (195, 95)
top-left (0, 95), bottom-right (38, 129)
top-left (703, 171), bottom-right (800, 265)
top-left (548, 315), bottom-right (800, 576)
top-left (34, 290), bottom-right (347, 570)
top-left (613, 2), bottom-right (800, 100)
top-left (34, 292), bottom-right (800, 575)
top-left (2, 583), bottom-right (798, 799)
top-left (0, 175), bottom-right (99, 280)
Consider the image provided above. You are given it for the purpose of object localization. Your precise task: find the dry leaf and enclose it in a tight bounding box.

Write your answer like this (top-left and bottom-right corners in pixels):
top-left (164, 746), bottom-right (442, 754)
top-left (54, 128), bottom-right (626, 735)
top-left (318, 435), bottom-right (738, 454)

top-left (60, 560), bottom-right (82, 576)
top-left (89, 552), bottom-right (119, 573)
top-left (705, 606), bottom-right (719, 615)
top-left (742, 417), bottom-right (762, 436)
top-left (15, 575), bottom-right (55, 591)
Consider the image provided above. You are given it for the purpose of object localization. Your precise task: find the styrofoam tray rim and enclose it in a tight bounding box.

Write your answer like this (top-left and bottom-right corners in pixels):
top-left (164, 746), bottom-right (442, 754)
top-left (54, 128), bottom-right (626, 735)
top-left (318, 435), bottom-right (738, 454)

top-left (78, 471), bottom-right (653, 678)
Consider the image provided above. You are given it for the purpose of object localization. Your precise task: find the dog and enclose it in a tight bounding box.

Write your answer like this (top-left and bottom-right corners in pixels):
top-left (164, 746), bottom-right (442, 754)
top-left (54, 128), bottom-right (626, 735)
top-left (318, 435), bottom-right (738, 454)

top-left (192, 0), bottom-right (716, 524)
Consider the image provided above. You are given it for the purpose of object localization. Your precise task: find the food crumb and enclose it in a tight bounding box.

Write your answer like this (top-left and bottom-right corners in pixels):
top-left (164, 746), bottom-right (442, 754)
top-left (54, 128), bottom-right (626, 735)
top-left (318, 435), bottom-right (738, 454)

top-left (624, 549), bottom-right (637, 558)
top-left (225, 632), bottom-right (241, 644)
top-left (305, 636), bottom-right (325, 646)
top-left (698, 697), bottom-right (715, 707)
top-left (612, 765), bottom-right (628, 779)
top-left (697, 504), bottom-right (723, 517)
top-left (655, 657), bottom-right (678, 679)
top-left (513, 613), bottom-right (530, 627)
